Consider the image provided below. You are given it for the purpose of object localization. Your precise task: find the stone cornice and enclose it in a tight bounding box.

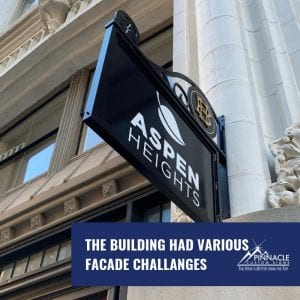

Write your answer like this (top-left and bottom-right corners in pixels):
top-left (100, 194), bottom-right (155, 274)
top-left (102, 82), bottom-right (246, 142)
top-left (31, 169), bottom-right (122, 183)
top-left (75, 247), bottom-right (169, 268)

top-left (0, 0), bottom-right (172, 134)
top-left (0, 153), bottom-right (150, 251)
top-left (0, 154), bottom-right (130, 224)
top-left (0, 7), bottom-right (42, 60)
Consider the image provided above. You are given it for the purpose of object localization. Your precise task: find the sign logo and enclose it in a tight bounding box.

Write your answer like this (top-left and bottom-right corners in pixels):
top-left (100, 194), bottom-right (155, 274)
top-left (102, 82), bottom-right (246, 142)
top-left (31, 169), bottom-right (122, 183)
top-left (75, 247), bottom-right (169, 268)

top-left (189, 89), bottom-right (216, 138)
top-left (128, 91), bottom-right (200, 208)
top-left (156, 92), bottom-right (185, 146)
top-left (237, 240), bottom-right (290, 271)
top-left (194, 92), bottom-right (212, 127)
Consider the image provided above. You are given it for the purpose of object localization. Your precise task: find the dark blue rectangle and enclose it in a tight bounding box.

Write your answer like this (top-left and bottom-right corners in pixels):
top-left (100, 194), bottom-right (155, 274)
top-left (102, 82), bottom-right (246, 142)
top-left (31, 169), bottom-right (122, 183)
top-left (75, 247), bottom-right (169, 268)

top-left (71, 223), bottom-right (300, 286)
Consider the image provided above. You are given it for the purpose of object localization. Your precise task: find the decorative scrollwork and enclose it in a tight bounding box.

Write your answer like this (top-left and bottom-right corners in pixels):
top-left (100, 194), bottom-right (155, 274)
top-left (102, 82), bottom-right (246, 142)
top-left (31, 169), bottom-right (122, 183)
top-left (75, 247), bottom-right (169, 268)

top-left (173, 82), bottom-right (190, 110)
top-left (151, 63), bottom-right (218, 138)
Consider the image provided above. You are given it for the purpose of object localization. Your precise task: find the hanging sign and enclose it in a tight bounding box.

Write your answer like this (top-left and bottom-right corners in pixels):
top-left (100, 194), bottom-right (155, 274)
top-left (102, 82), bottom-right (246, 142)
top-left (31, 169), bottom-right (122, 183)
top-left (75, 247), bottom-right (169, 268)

top-left (83, 11), bottom-right (229, 222)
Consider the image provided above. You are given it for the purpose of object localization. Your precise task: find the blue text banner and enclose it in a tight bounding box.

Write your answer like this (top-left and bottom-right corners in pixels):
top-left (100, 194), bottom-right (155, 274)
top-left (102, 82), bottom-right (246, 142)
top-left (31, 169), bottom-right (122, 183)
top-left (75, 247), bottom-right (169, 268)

top-left (72, 223), bottom-right (300, 286)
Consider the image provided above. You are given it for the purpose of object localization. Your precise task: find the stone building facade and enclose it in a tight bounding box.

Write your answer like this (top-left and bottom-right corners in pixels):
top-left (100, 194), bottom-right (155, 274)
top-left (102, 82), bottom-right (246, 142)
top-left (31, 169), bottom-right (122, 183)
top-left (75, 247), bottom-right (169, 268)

top-left (0, 0), bottom-right (300, 299)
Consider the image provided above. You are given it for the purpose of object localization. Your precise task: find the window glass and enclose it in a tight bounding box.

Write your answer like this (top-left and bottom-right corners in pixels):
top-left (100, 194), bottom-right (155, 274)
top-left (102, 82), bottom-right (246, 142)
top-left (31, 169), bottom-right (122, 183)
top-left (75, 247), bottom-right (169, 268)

top-left (144, 206), bottom-right (160, 223)
top-left (0, 156), bottom-right (24, 194)
top-left (12, 258), bottom-right (28, 277)
top-left (57, 241), bottom-right (71, 261)
top-left (42, 245), bottom-right (59, 267)
top-left (79, 71), bottom-right (104, 153)
top-left (162, 202), bottom-right (171, 222)
top-left (23, 142), bottom-right (55, 182)
top-left (0, 91), bottom-right (66, 194)
top-left (80, 126), bottom-right (103, 152)
top-left (27, 252), bottom-right (43, 272)
top-left (143, 202), bottom-right (171, 223)
top-left (0, 240), bottom-right (72, 282)
top-left (0, 264), bottom-right (14, 282)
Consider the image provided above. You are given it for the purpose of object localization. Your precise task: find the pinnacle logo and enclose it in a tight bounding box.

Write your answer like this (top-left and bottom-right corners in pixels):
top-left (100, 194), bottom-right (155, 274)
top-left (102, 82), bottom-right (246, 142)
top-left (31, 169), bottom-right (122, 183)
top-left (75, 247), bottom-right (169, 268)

top-left (237, 240), bottom-right (290, 272)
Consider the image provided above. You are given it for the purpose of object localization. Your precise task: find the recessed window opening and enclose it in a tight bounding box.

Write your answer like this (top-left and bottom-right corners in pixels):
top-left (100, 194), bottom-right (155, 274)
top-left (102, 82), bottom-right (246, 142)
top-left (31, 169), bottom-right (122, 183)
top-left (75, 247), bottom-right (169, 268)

top-left (0, 91), bottom-right (66, 195)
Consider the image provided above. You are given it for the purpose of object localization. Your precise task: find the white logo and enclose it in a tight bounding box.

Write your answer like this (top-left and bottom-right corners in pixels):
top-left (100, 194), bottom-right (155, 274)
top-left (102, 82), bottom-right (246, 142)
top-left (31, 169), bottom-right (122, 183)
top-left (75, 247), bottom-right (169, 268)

top-left (156, 92), bottom-right (185, 146)
top-left (237, 240), bottom-right (290, 272)
top-left (127, 91), bottom-right (201, 207)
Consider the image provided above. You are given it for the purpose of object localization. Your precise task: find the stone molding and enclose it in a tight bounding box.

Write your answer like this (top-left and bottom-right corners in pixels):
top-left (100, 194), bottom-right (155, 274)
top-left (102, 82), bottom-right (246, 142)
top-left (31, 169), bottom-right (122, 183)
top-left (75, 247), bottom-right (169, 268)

top-left (0, 0), bottom-right (97, 76)
top-left (226, 205), bottom-right (300, 222)
top-left (0, 27), bottom-right (47, 75)
top-left (0, 169), bottom-right (149, 249)
top-left (0, 7), bottom-right (41, 59)
top-left (268, 123), bottom-right (300, 207)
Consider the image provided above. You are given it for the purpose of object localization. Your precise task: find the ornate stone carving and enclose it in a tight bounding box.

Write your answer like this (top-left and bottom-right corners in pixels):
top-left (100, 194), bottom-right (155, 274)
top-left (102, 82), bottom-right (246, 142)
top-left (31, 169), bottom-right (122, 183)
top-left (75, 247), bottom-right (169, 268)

top-left (1, 0), bottom-right (98, 76)
top-left (64, 198), bottom-right (80, 215)
top-left (0, 0), bottom-right (97, 76)
top-left (268, 123), bottom-right (300, 208)
top-left (66, 0), bottom-right (93, 21)
top-left (31, 214), bottom-right (45, 230)
top-left (0, 28), bottom-right (46, 75)
top-left (102, 180), bottom-right (118, 198)
top-left (39, 0), bottom-right (71, 34)
top-left (0, 227), bottom-right (14, 245)
top-left (172, 205), bottom-right (193, 223)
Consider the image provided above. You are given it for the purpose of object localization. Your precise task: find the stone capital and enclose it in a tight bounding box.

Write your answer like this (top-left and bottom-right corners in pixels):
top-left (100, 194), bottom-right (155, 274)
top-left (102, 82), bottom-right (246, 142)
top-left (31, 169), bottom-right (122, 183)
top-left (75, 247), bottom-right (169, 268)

top-left (39, 0), bottom-right (71, 33)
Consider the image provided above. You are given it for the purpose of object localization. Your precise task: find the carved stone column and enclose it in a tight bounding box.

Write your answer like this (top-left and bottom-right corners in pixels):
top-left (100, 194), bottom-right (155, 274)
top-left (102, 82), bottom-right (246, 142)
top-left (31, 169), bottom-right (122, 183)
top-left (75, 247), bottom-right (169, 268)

top-left (172, 0), bottom-right (197, 223)
top-left (194, 0), bottom-right (271, 216)
top-left (39, 0), bottom-right (71, 34)
top-left (267, 123), bottom-right (300, 208)
top-left (48, 68), bottom-right (90, 174)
